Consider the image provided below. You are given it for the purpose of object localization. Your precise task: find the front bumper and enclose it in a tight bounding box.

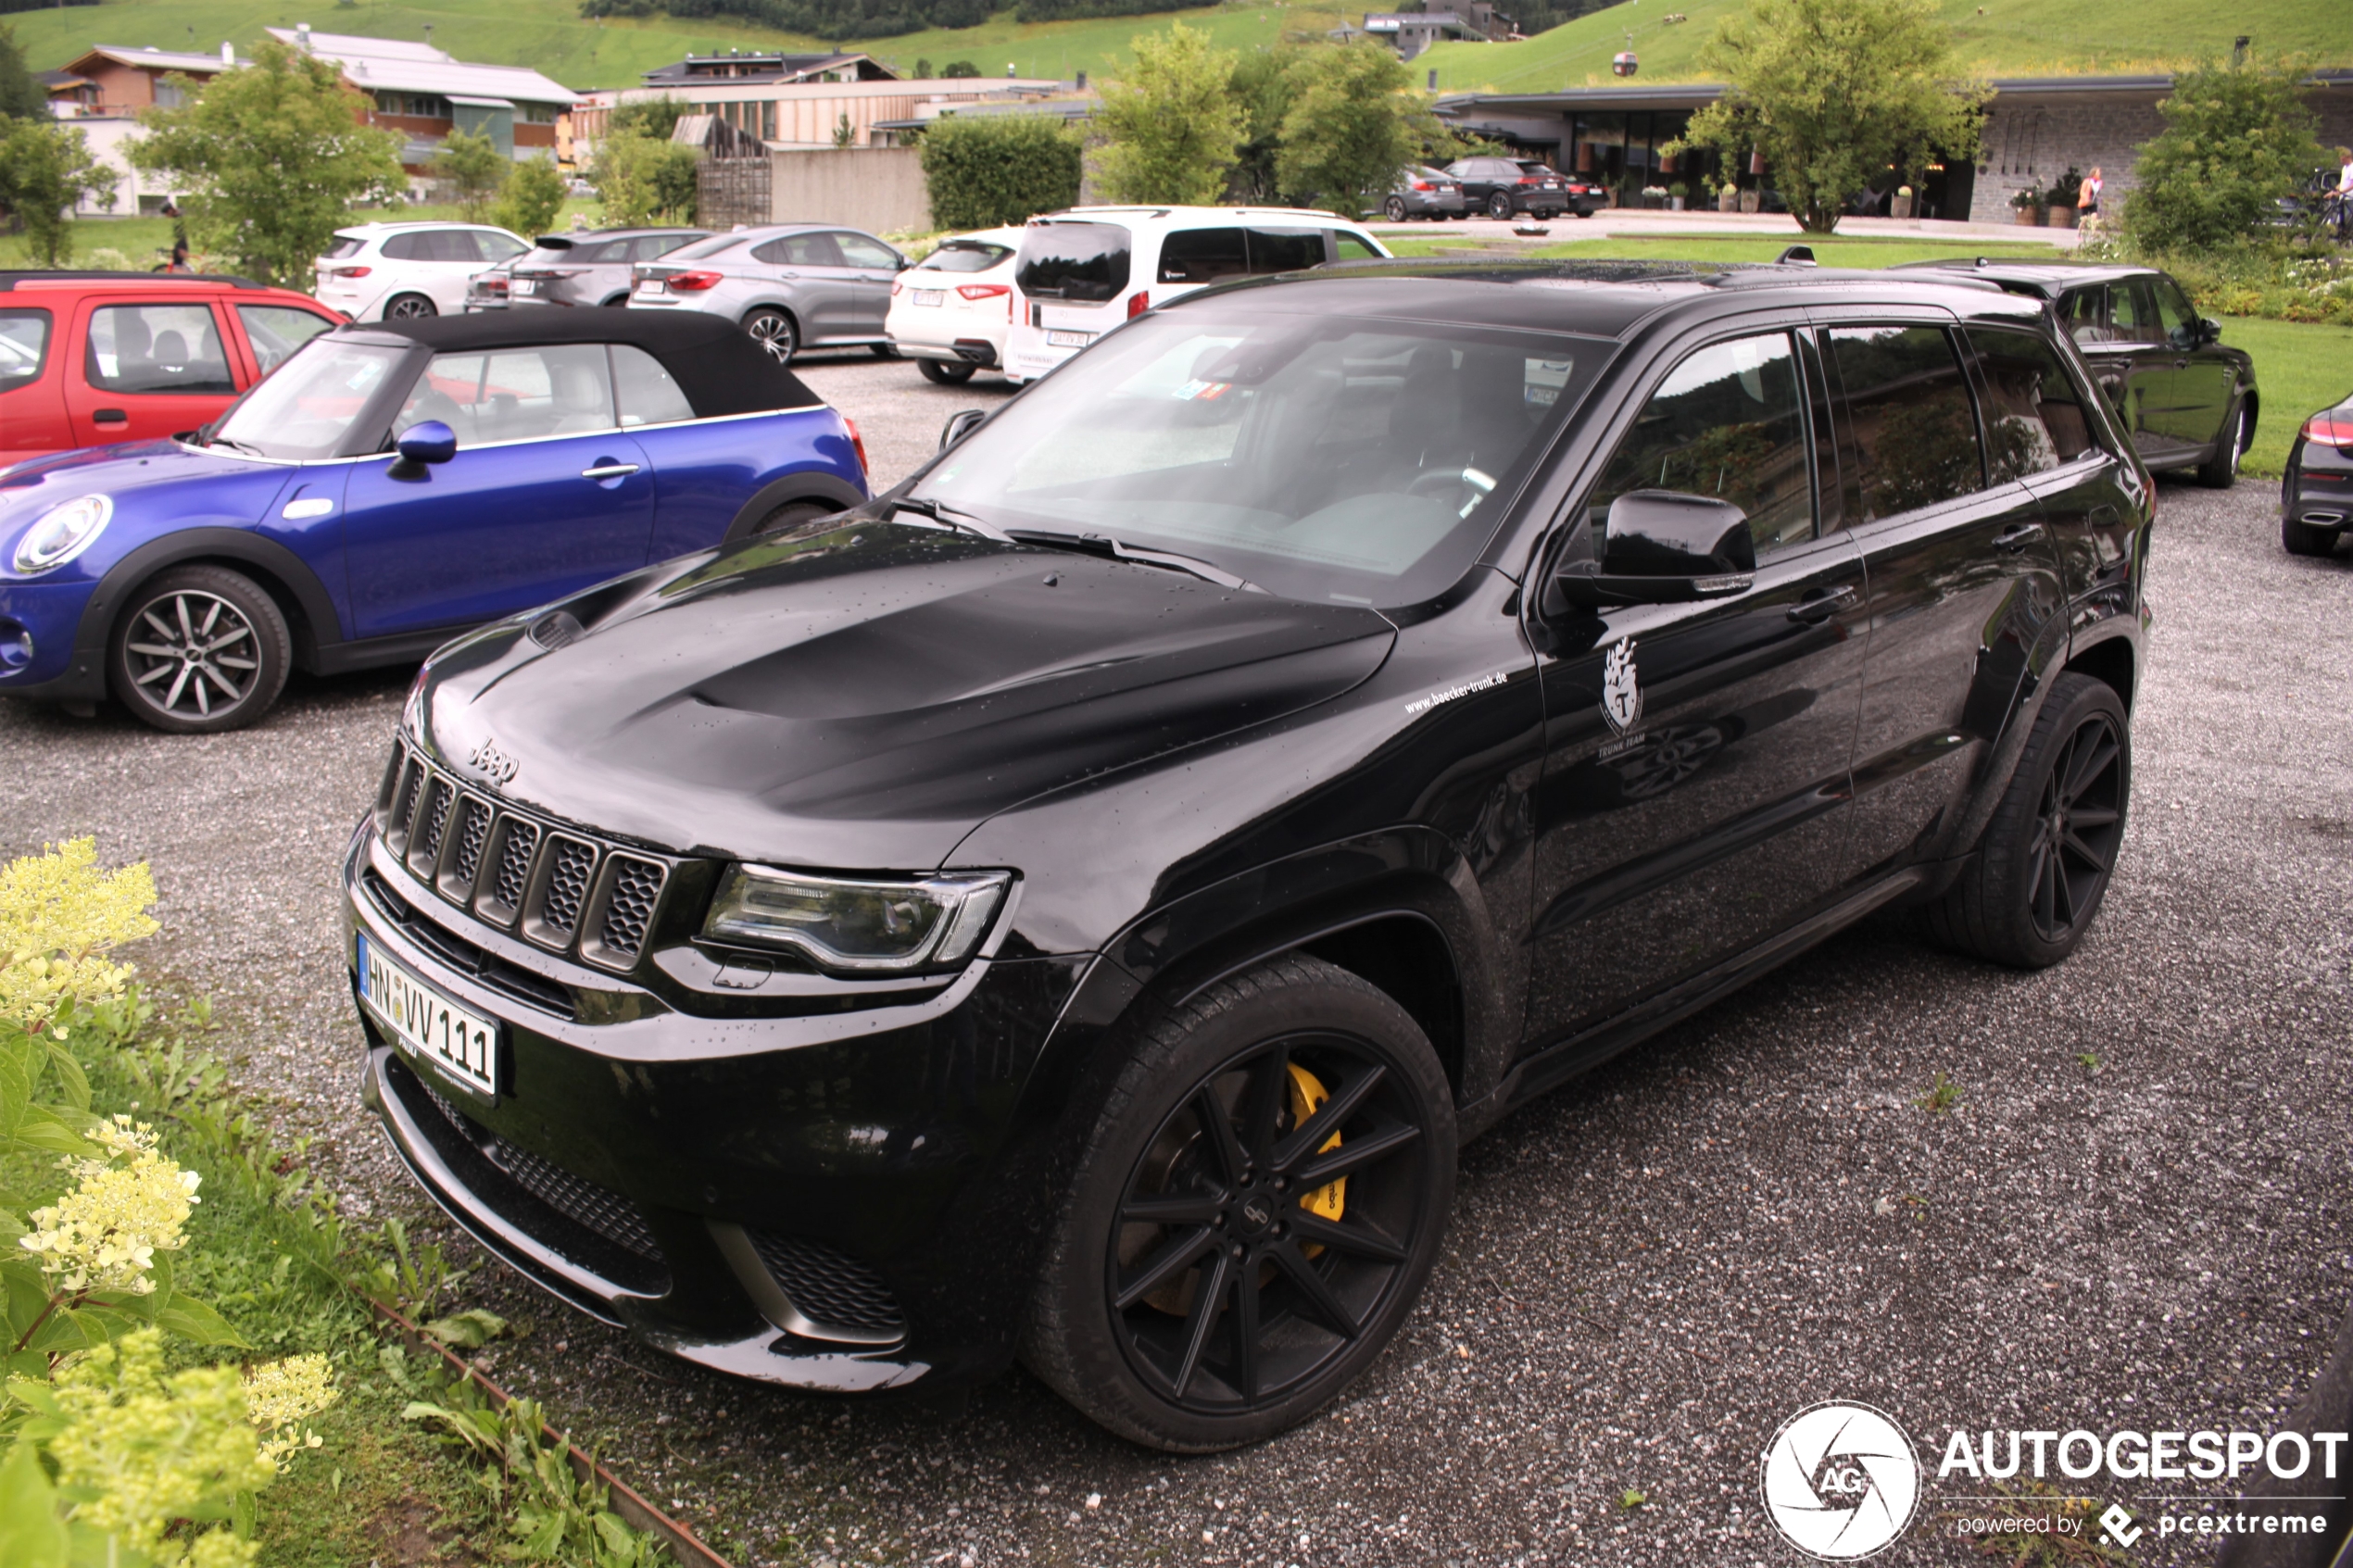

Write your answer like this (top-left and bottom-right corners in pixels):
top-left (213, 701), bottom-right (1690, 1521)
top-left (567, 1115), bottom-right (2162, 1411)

top-left (0, 574), bottom-right (107, 701)
top-left (343, 819), bottom-right (1087, 1394)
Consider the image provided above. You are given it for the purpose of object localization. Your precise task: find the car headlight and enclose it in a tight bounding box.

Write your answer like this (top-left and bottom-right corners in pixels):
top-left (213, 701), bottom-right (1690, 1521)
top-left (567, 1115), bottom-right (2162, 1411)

top-left (702, 866), bottom-right (1012, 973)
top-left (11, 494), bottom-right (112, 575)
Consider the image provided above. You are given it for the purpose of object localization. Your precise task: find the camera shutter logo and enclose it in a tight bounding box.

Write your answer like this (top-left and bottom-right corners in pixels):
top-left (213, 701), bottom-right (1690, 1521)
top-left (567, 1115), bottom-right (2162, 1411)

top-left (1600, 636), bottom-right (1642, 735)
top-left (1760, 1401), bottom-right (1920, 1560)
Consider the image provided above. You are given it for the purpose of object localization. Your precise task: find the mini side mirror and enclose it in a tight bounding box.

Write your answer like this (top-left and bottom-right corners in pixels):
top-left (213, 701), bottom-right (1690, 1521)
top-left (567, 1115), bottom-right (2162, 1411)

top-left (396, 420), bottom-right (457, 465)
top-left (939, 408), bottom-right (986, 451)
top-left (1554, 490), bottom-right (1756, 608)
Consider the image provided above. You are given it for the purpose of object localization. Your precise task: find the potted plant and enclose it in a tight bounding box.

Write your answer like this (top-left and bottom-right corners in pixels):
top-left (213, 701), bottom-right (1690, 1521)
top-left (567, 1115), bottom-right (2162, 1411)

top-left (2046, 167), bottom-right (2082, 229)
top-left (1718, 182), bottom-right (1740, 212)
top-left (1641, 183), bottom-right (1668, 209)
top-left (2010, 187), bottom-right (2043, 226)
top-left (1740, 187), bottom-right (1762, 213)
top-left (1892, 183), bottom-right (1915, 219)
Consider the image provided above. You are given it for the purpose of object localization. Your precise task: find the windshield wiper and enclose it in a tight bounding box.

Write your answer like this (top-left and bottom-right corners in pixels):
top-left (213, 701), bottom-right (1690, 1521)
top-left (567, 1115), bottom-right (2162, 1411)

top-left (206, 435), bottom-right (266, 456)
top-left (1004, 529), bottom-right (1264, 594)
top-left (887, 495), bottom-right (1011, 541)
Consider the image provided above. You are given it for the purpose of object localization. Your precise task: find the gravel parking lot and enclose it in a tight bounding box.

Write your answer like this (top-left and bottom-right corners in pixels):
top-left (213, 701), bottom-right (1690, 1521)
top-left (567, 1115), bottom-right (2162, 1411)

top-left (4, 355), bottom-right (2348, 1568)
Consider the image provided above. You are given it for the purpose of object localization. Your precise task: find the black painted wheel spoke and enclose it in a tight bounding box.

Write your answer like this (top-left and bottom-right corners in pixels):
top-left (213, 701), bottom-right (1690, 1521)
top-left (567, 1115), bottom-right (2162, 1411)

top-left (1275, 1063), bottom-right (1385, 1173)
top-left (1193, 1085), bottom-right (1250, 1185)
top-left (2050, 851), bottom-right (2077, 926)
top-left (1290, 1210), bottom-right (1407, 1262)
top-left (2068, 805), bottom-right (2120, 829)
top-left (1238, 1044), bottom-right (1289, 1168)
top-left (2060, 831), bottom-right (2109, 872)
top-left (1121, 1192), bottom-right (1224, 1227)
top-left (2062, 731), bottom-right (2117, 802)
top-left (1292, 1121), bottom-right (1421, 1188)
top-left (1170, 1250), bottom-right (1234, 1395)
top-left (1230, 1255), bottom-right (1262, 1399)
top-left (2032, 843), bottom-right (2058, 932)
top-left (1115, 1225), bottom-right (1217, 1311)
top-left (1269, 1242), bottom-right (1361, 1341)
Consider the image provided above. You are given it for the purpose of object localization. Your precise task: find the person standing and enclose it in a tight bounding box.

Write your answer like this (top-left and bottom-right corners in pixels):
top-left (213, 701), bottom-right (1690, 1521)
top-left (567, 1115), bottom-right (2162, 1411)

top-left (2077, 166), bottom-right (2103, 229)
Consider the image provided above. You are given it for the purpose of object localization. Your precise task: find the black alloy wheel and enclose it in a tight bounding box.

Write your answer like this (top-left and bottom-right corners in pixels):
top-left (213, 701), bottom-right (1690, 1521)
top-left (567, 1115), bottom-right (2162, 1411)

top-left (1920, 671), bottom-right (2129, 968)
top-left (384, 293), bottom-right (437, 320)
top-left (2196, 403), bottom-right (2248, 488)
top-left (107, 564), bottom-right (291, 734)
top-left (1384, 195), bottom-right (1409, 222)
top-left (1024, 955), bottom-right (1454, 1451)
top-left (741, 307), bottom-right (798, 365)
top-left (1486, 192), bottom-right (1514, 220)
top-left (917, 357), bottom-right (975, 385)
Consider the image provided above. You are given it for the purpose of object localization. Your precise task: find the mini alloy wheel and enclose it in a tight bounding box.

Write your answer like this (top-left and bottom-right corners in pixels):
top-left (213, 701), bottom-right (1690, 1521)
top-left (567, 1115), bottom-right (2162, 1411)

top-left (384, 293), bottom-right (437, 320)
top-left (742, 307), bottom-right (798, 365)
top-left (1024, 956), bottom-right (1454, 1450)
top-left (107, 565), bottom-right (291, 734)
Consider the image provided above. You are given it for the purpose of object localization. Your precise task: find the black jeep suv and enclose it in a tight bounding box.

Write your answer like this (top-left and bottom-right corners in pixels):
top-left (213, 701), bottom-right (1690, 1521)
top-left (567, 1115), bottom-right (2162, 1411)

top-left (346, 259), bottom-right (2151, 1451)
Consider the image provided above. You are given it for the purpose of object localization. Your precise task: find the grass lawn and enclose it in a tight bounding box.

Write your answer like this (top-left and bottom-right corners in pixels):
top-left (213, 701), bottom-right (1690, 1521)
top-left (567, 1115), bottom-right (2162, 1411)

top-left (2222, 316), bottom-right (2353, 477)
top-left (6, 0), bottom-right (1343, 88)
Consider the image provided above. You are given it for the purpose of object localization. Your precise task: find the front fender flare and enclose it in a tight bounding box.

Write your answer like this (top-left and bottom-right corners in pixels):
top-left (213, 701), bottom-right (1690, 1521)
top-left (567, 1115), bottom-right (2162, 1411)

top-left (68, 527), bottom-right (346, 694)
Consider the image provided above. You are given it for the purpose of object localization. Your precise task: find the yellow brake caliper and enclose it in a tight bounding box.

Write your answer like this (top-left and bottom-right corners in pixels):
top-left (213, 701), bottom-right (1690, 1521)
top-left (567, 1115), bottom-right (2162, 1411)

top-left (1286, 1062), bottom-right (1346, 1239)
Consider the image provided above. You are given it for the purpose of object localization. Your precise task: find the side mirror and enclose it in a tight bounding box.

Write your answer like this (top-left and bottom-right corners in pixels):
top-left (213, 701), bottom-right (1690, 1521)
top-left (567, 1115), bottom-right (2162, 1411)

top-left (2197, 317), bottom-right (2223, 345)
top-left (1554, 490), bottom-right (1756, 608)
top-left (387, 420), bottom-right (456, 481)
top-left (938, 408), bottom-right (986, 451)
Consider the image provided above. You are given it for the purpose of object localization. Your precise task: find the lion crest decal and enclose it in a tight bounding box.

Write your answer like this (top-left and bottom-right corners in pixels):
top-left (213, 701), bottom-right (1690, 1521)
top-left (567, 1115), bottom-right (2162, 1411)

top-left (1601, 636), bottom-right (1642, 736)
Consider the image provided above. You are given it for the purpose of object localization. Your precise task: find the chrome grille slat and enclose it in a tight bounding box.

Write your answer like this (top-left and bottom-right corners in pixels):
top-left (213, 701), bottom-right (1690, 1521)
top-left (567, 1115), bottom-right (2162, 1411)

top-left (438, 795), bottom-right (495, 903)
top-left (484, 818), bottom-right (541, 922)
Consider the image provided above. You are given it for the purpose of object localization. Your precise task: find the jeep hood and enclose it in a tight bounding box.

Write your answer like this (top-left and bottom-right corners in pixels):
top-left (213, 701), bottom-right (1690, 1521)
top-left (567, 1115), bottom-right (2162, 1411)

top-left (416, 523), bottom-right (1395, 869)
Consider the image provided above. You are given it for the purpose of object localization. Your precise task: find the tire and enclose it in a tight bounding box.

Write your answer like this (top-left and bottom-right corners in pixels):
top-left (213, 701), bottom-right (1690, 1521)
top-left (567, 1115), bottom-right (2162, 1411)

top-left (2283, 515), bottom-right (2342, 557)
top-left (747, 500), bottom-right (837, 540)
top-left (916, 357), bottom-right (976, 385)
top-left (2196, 402), bottom-right (2248, 488)
top-left (1919, 671), bottom-right (2130, 969)
top-left (107, 565), bottom-right (292, 734)
top-left (1486, 192), bottom-right (1514, 220)
top-left (1572, 205), bottom-right (1596, 219)
top-left (741, 307), bottom-right (798, 365)
top-left (600, 294), bottom-right (630, 307)
top-left (1022, 954), bottom-right (1456, 1452)
top-left (383, 293), bottom-right (437, 321)
top-left (1384, 196), bottom-right (1408, 222)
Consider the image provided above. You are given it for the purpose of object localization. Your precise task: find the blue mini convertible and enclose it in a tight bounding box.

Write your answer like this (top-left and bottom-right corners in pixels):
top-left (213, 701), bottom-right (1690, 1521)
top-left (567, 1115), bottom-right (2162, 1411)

top-left (0, 311), bottom-right (867, 732)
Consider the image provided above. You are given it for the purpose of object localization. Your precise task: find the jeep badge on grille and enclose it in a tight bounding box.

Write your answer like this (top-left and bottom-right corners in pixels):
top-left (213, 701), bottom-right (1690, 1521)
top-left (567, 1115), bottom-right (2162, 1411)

top-left (467, 739), bottom-right (520, 786)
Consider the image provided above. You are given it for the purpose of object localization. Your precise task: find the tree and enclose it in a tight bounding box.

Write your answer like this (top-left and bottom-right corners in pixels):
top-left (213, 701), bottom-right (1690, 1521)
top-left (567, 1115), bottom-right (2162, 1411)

top-left (918, 113), bottom-right (1082, 229)
top-left (2126, 56), bottom-right (2326, 253)
top-left (496, 154), bottom-right (567, 240)
top-left (1227, 46), bottom-right (1302, 202)
top-left (914, 56), bottom-right (934, 79)
top-left (0, 22), bottom-right (45, 120)
top-left (1666, 0), bottom-right (1985, 233)
top-left (608, 94), bottom-right (686, 142)
top-left (428, 128), bottom-right (509, 222)
top-left (591, 132), bottom-right (702, 226)
top-left (1273, 42), bottom-right (1436, 217)
top-left (941, 60), bottom-right (980, 79)
top-left (0, 117), bottom-right (119, 266)
top-left (1094, 22), bottom-right (1246, 206)
top-left (129, 41), bottom-right (404, 286)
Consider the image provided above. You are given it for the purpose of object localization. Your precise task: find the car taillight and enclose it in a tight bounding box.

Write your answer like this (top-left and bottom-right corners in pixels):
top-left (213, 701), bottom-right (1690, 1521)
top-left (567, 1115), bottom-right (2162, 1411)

top-left (1127, 291), bottom-right (1151, 319)
top-left (1517, 176), bottom-right (1542, 184)
top-left (666, 270), bottom-right (723, 292)
top-left (330, 266), bottom-right (371, 280)
top-left (2302, 411), bottom-right (2353, 448)
top-left (485, 277), bottom-right (509, 295)
top-left (957, 282), bottom-right (1010, 301)
top-left (843, 415), bottom-right (868, 479)
top-left (1412, 181), bottom-right (1435, 191)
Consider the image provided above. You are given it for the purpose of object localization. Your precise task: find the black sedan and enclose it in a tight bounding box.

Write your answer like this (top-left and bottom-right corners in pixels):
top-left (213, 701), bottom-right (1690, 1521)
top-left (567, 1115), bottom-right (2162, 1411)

top-left (2282, 390), bottom-right (2353, 557)
top-left (1899, 259), bottom-right (2257, 485)
top-left (1443, 157), bottom-right (1598, 220)
top-left (1382, 166), bottom-right (1467, 221)
top-left (348, 258), bottom-right (2147, 1451)
top-left (465, 227), bottom-right (710, 311)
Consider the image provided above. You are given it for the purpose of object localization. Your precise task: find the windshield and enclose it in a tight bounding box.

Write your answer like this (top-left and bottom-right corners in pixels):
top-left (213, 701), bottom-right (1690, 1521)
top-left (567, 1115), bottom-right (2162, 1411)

top-left (922, 242), bottom-right (1012, 273)
top-left (1014, 222), bottom-right (1131, 302)
top-left (912, 307), bottom-right (1608, 606)
top-left (208, 338), bottom-right (409, 459)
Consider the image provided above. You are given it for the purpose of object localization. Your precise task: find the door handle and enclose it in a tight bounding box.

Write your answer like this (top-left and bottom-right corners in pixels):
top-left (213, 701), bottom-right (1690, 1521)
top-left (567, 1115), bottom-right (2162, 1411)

top-left (774, 270), bottom-right (799, 280)
top-left (93, 408), bottom-right (127, 423)
top-left (1993, 521), bottom-right (2046, 553)
top-left (1786, 584), bottom-right (1858, 622)
top-left (580, 463), bottom-right (640, 481)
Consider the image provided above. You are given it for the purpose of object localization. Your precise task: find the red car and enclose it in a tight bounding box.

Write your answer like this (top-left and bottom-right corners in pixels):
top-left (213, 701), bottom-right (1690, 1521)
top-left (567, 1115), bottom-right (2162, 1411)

top-left (0, 272), bottom-right (345, 467)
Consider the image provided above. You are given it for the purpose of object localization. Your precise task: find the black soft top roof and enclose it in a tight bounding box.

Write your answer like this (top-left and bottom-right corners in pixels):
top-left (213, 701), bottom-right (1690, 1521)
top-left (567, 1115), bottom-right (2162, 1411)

top-left (337, 308), bottom-right (817, 419)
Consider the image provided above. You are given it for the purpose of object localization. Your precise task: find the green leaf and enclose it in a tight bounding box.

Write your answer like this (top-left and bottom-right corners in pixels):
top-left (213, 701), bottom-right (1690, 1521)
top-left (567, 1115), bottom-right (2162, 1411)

top-left (147, 1292), bottom-right (247, 1348)
top-left (421, 1308), bottom-right (508, 1350)
top-left (8, 1111), bottom-right (93, 1159)
top-left (0, 1439), bottom-right (68, 1568)
top-left (39, 1046), bottom-right (88, 1116)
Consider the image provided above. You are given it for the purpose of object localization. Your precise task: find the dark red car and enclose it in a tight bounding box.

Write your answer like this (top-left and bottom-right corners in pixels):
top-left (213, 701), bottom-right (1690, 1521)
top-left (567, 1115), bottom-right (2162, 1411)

top-left (0, 272), bottom-right (344, 467)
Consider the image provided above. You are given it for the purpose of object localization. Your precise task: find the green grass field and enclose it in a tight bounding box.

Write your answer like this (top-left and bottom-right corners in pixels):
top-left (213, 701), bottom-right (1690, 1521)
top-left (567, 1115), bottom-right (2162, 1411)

top-left (1419, 0), bottom-right (2346, 94)
top-left (6, 0), bottom-right (1348, 89)
top-left (2224, 316), bottom-right (2353, 477)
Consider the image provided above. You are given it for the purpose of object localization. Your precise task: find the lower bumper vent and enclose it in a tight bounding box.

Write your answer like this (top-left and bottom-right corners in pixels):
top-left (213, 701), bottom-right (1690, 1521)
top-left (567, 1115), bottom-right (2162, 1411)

top-left (748, 1229), bottom-right (906, 1341)
top-left (420, 1081), bottom-right (667, 1266)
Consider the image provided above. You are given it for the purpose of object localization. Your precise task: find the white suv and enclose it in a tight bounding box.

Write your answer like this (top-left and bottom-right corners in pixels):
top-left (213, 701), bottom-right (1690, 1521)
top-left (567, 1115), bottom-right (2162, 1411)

top-left (1005, 207), bottom-right (1390, 383)
top-left (313, 221), bottom-right (531, 321)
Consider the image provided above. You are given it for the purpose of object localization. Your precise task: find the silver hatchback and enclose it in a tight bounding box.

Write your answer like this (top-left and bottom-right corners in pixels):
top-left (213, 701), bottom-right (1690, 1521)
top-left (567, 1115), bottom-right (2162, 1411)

top-left (627, 223), bottom-right (910, 365)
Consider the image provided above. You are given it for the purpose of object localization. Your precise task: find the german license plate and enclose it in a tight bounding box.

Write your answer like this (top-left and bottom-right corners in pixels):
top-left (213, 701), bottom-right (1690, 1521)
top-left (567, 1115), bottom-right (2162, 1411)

top-left (1048, 329), bottom-right (1094, 348)
top-left (511, 278), bottom-right (536, 295)
top-left (358, 932), bottom-right (499, 1098)
top-left (912, 288), bottom-right (945, 307)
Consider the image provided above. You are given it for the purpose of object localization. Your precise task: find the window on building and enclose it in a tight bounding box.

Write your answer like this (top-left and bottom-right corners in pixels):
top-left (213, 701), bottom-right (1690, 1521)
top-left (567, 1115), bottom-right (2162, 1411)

top-left (1589, 332), bottom-right (1816, 554)
top-left (1827, 325), bottom-right (1983, 521)
top-left (522, 102), bottom-right (559, 124)
top-left (85, 304), bottom-right (235, 395)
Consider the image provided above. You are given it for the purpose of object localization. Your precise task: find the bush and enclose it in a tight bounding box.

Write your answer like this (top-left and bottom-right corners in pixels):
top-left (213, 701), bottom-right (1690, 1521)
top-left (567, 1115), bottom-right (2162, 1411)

top-left (917, 114), bottom-right (1082, 231)
top-left (2125, 56), bottom-right (2326, 254)
top-left (495, 154), bottom-right (567, 241)
top-left (426, 128), bottom-right (507, 223)
top-left (592, 131), bottom-right (701, 227)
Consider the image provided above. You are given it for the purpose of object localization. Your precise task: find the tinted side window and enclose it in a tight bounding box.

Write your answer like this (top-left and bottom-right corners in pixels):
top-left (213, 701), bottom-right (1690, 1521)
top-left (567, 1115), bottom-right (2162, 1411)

top-left (237, 305), bottom-right (334, 375)
top-left (1246, 229), bottom-right (1328, 274)
top-left (85, 304), bottom-right (236, 395)
top-left (2149, 275), bottom-right (2199, 347)
top-left (575, 241), bottom-right (626, 264)
top-left (380, 232), bottom-right (426, 261)
top-left (753, 232), bottom-right (843, 267)
top-left (1591, 332), bottom-right (1816, 553)
top-left (919, 242), bottom-right (1011, 273)
top-left (1014, 222), bottom-right (1132, 302)
top-left (1966, 328), bottom-right (2098, 478)
top-left (0, 308), bottom-right (53, 387)
top-left (610, 343), bottom-right (695, 426)
top-left (833, 233), bottom-right (900, 270)
top-left (1158, 228), bottom-right (1248, 283)
top-left (1827, 325), bottom-right (1982, 521)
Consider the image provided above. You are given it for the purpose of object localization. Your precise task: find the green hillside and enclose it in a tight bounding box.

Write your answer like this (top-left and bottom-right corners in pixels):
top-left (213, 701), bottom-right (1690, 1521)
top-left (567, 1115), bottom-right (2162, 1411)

top-left (1420, 0), bottom-right (2349, 94)
top-left (8, 0), bottom-right (1350, 89)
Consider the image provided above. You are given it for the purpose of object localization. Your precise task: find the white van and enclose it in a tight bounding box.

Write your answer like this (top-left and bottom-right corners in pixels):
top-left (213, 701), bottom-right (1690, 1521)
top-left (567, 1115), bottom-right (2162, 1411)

top-left (1004, 207), bottom-right (1390, 383)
